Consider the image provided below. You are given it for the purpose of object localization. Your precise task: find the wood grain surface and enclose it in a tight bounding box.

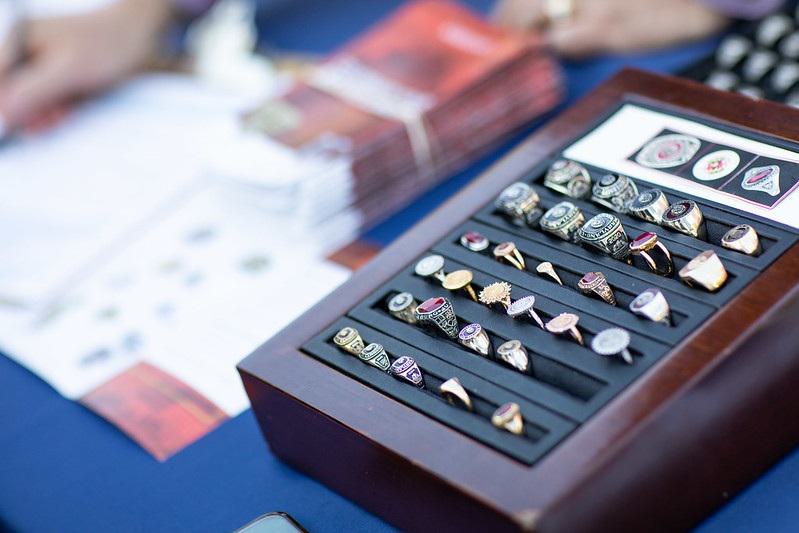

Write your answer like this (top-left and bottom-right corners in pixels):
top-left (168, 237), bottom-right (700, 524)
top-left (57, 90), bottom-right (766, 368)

top-left (239, 69), bottom-right (799, 532)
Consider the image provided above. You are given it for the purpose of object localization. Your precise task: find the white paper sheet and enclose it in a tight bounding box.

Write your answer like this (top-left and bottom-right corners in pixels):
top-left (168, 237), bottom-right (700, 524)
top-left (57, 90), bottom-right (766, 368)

top-left (0, 74), bottom-right (352, 417)
top-left (0, 74), bottom-right (272, 308)
top-left (0, 184), bottom-right (349, 413)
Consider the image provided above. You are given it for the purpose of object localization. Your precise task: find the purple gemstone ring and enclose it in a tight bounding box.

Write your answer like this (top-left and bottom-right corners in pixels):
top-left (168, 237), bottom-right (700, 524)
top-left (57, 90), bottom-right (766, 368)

top-left (458, 323), bottom-right (492, 356)
top-left (390, 356), bottom-right (425, 388)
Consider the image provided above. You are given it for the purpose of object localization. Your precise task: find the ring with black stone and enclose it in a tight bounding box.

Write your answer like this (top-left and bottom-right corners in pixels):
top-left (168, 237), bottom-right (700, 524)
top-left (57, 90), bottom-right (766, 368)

top-left (494, 182), bottom-right (541, 226)
top-left (591, 173), bottom-right (639, 214)
top-left (543, 159), bottom-right (592, 199)
top-left (627, 188), bottom-right (670, 224)
top-left (577, 213), bottom-right (631, 261)
top-left (539, 201), bottom-right (585, 242)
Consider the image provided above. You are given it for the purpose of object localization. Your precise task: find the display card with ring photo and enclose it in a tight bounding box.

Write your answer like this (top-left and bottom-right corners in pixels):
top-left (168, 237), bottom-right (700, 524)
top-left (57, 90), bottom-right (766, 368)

top-left (564, 103), bottom-right (799, 219)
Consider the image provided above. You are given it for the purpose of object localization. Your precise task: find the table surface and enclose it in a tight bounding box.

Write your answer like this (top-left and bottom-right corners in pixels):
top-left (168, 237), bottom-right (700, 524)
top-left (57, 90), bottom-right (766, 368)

top-left (3, 1), bottom-right (799, 532)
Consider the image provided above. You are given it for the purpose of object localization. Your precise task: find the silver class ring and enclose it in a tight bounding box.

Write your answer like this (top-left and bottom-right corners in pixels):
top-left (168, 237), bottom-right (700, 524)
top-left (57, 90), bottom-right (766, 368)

top-left (415, 296), bottom-right (459, 339)
top-left (458, 323), bottom-right (492, 356)
top-left (496, 339), bottom-right (530, 372)
top-left (495, 182), bottom-right (541, 226)
top-left (662, 200), bottom-right (706, 239)
top-left (591, 173), bottom-right (639, 214)
top-left (627, 188), bottom-right (670, 224)
top-left (543, 159), bottom-right (592, 199)
top-left (539, 201), bottom-right (585, 242)
top-left (629, 288), bottom-right (671, 325)
top-left (358, 343), bottom-right (391, 372)
top-left (390, 356), bottom-right (425, 388)
top-left (577, 213), bottom-right (631, 261)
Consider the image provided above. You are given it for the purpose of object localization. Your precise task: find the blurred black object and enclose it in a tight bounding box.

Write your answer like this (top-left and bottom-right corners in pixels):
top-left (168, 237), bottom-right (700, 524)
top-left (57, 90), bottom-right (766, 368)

top-left (233, 512), bottom-right (308, 533)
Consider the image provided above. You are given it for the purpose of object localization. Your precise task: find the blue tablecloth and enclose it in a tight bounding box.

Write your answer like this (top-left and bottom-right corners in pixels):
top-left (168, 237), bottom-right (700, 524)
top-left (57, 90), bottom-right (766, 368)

top-left (3, 1), bottom-right (799, 531)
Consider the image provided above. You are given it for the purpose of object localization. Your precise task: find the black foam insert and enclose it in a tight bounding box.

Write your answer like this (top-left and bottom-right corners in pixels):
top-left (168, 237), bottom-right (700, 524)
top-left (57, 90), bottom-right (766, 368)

top-left (304, 318), bottom-right (576, 464)
top-left (302, 144), bottom-right (798, 465)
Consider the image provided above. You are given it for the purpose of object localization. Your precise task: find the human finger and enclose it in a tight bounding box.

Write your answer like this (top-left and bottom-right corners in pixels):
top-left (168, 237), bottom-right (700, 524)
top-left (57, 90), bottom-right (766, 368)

top-left (491, 0), bottom-right (547, 31)
top-left (0, 52), bottom-right (79, 128)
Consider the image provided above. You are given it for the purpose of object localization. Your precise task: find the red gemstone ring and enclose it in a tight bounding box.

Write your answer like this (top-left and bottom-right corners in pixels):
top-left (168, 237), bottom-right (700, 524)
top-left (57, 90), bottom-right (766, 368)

top-left (414, 296), bottom-right (459, 339)
top-left (577, 271), bottom-right (616, 306)
top-left (460, 231), bottom-right (489, 252)
top-left (629, 231), bottom-right (674, 276)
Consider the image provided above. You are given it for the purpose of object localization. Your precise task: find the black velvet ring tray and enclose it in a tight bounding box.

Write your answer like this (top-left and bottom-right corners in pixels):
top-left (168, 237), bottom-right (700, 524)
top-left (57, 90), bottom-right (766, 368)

top-left (301, 152), bottom-right (798, 466)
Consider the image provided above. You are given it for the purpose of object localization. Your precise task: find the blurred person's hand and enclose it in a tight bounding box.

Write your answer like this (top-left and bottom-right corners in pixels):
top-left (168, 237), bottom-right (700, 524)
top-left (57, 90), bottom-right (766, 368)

top-left (492, 0), bottom-right (729, 57)
top-left (0, 0), bottom-right (173, 132)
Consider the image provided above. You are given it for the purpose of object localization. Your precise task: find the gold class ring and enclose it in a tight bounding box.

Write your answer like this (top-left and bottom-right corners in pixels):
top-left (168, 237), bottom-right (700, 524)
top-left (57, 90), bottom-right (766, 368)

top-left (493, 241), bottom-right (526, 270)
top-left (662, 200), bottom-right (706, 239)
top-left (440, 377), bottom-right (473, 411)
top-left (679, 250), bottom-right (728, 292)
top-left (492, 402), bottom-right (524, 435)
top-left (591, 173), bottom-right (639, 214)
top-left (333, 326), bottom-right (365, 356)
top-left (577, 213), bottom-right (631, 261)
top-left (627, 188), bottom-right (670, 224)
top-left (539, 201), bottom-right (585, 242)
top-left (721, 224), bottom-right (761, 256)
top-left (629, 231), bottom-right (674, 276)
top-left (543, 159), bottom-right (591, 198)
top-left (442, 269), bottom-right (478, 301)
top-left (387, 292), bottom-right (418, 324)
top-left (578, 271), bottom-right (617, 306)
top-left (545, 312), bottom-right (584, 345)
top-left (495, 182), bottom-right (541, 226)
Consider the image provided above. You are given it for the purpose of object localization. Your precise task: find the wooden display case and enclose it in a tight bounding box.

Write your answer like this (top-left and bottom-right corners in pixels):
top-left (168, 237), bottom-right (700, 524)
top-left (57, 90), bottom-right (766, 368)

top-left (238, 69), bottom-right (799, 532)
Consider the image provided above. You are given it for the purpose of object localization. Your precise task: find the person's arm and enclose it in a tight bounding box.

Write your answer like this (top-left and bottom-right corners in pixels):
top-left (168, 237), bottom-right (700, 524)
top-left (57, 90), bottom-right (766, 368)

top-left (492, 0), bottom-right (773, 58)
top-left (0, 0), bottom-right (176, 132)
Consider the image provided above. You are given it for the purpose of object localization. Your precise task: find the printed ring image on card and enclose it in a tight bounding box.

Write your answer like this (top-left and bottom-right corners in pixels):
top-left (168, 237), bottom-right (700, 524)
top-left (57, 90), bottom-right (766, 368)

top-left (564, 102), bottom-right (799, 226)
top-left (632, 130), bottom-right (702, 169)
top-left (630, 129), bottom-right (759, 190)
top-left (742, 165), bottom-right (780, 195)
top-left (691, 149), bottom-right (741, 181)
top-left (679, 143), bottom-right (757, 185)
top-left (721, 156), bottom-right (799, 208)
